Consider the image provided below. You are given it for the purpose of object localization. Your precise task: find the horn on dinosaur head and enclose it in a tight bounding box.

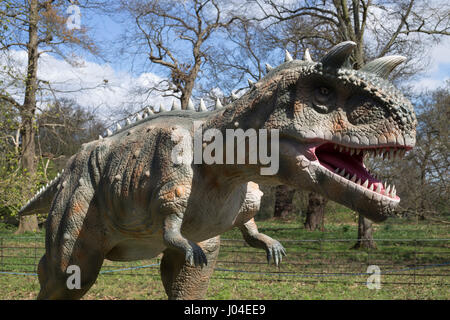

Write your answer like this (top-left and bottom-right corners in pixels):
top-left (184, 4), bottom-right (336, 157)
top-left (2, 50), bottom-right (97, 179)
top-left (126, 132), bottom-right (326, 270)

top-left (360, 55), bottom-right (406, 78)
top-left (285, 49), bottom-right (294, 62)
top-left (303, 48), bottom-right (313, 62)
top-left (187, 98), bottom-right (195, 110)
top-left (215, 97), bottom-right (223, 110)
top-left (199, 98), bottom-right (207, 112)
top-left (321, 41), bottom-right (356, 69)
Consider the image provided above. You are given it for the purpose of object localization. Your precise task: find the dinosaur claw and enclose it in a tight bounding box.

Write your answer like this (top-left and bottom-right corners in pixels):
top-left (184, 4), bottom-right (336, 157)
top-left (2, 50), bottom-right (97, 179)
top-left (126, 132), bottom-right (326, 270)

top-left (266, 240), bottom-right (287, 267)
top-left (186, 241), bottom-right (208, 268)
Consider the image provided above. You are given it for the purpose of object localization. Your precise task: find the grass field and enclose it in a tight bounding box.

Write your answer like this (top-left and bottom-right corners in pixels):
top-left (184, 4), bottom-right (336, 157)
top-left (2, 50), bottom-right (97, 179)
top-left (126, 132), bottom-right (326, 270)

top-left (0, 215), bottom-right (448, 300)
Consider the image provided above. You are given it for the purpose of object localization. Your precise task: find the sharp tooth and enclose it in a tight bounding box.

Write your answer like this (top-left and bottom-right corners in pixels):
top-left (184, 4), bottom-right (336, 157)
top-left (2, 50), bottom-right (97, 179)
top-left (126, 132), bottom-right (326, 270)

top-left (386, 185), bottom-right (391, 195)
top-left (384, 182), bottom-right (387, 189)
top-left (391, 186), bottom-right (396, 198)
top-left (356, 178), bottom-right (362, 185)
top-left (376, 184), bottom-right (382, 193)
top-left (339, 146), bottom-right (343, 152)
top-left (345, 173), bottom-right (350, 179)
top-left (356, 149), bottom-right (361, 155)
top-left (334, 168), bottom-right (340, 173)
top-left (362, 179), bottom-right (369, 188)
top-left (334, 144), bottom-right (338, 150)
top-left (351, 174), bottom-right (357, 182)
top-left (340, 168), bottom-right (346, 176)
top-left (369, 184), bottom-right (374, 191)
top-left (350, 149), bottom-right (355, 156)
top-left (390, 149), bottom-right (395, 160)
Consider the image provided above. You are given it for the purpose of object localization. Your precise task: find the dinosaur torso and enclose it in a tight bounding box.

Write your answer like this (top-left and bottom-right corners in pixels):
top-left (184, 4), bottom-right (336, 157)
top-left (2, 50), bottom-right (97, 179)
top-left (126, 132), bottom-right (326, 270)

top-left (48, 111), bottom-right (262, 261)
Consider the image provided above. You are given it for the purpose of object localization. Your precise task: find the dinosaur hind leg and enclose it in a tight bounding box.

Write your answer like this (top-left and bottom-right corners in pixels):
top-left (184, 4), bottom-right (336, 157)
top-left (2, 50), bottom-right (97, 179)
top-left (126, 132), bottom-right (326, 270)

top-left (37, 185), bottom-right (105, 300)
top-left (160, 236), bottom-right (220, 300)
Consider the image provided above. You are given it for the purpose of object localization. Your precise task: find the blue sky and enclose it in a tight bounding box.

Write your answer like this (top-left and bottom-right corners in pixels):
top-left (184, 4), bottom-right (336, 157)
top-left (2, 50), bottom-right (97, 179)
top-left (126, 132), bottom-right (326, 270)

top-left (3, 2), bottom-right (448, 123)
top-left (81, 5), bottom-right (449, 91)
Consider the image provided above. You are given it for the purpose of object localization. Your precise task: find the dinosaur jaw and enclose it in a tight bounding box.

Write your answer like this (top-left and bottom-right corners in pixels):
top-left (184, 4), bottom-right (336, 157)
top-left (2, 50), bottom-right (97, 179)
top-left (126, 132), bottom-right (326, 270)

top-left (314, 142), bottom-right (404, 201)
top-left (286, 139), bottom-right (412, 222)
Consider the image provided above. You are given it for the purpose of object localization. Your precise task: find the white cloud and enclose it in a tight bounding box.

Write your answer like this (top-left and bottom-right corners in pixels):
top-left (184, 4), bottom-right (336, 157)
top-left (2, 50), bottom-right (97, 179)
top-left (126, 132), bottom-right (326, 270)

top-left (409, 40), bottom-right (450, 91)
top-left (0, 50), bottom-right (179, 122)
top-left (427, 40), bottom-right (450, 73)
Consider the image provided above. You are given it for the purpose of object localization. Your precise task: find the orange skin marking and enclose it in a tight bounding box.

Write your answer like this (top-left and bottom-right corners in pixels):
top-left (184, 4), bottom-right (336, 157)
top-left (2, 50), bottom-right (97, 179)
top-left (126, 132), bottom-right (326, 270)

top-left (71, 202), bottom-right (85, 215)
top-left (175, 186), bottom-right (185, 198)
top-left (333, 117), bottom-right (347, 132)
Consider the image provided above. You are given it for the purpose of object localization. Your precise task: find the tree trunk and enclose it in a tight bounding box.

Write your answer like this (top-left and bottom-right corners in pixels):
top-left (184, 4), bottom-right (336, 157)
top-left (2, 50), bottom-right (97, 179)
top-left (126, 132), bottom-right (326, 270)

top-left (304, 192), bottom-right (328, 231)
top-left (16, 0), bottom-right (39, 234)
top-left (15, 215), bottom-right (39, 234)
top-left (273, 185), bottom-right (295, 219)
top-left (352, 214), bottom-right (377, 249)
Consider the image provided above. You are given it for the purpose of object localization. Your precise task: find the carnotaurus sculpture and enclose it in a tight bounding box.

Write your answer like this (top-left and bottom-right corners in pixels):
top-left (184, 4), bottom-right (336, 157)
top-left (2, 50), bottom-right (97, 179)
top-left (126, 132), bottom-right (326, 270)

top-left (19, 41), bottom-right (416, 299)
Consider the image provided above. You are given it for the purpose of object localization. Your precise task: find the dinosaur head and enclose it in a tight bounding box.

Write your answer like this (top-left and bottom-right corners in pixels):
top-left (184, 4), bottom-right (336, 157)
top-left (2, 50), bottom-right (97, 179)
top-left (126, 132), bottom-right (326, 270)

top-left (253, 41), bottom-right (417, 222)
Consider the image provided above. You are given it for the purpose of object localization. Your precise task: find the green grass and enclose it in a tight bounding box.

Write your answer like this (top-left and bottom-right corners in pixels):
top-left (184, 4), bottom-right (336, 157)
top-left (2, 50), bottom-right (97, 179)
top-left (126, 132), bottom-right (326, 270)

top-left (0, 218), bottom-right (448, 300)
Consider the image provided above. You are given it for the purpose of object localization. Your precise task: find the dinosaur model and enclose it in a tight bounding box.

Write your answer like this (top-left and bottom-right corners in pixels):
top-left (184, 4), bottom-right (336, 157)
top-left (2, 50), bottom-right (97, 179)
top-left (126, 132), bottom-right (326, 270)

top-left (19, 41), bottom-right (416, 299)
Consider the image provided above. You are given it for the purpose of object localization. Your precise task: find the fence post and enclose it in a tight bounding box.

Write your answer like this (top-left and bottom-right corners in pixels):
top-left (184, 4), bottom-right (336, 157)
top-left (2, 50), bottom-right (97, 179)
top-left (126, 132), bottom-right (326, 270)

top-left (413, 239), bottom-right (417, 285)
top-left (34, 235), bottom-right (38, 273)
top-left (1, 237), bottom-right (3, 272)
top-left (319, 238), bottom-right (323, 276)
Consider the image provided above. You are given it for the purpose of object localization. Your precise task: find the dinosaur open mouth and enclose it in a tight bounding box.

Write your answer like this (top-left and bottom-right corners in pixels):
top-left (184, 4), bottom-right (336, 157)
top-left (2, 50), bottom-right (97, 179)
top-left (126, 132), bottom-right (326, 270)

top-left (314, 142), bottom-right (407, 201)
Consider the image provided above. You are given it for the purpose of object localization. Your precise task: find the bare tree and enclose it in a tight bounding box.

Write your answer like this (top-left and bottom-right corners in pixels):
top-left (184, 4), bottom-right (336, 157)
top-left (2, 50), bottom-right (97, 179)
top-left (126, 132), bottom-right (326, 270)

top-left (377, 82), bottom-right (449, 220)
top-left (0, 0), bottom-right (102, 232)
top-left (118, 0), bottom-right (240, 109)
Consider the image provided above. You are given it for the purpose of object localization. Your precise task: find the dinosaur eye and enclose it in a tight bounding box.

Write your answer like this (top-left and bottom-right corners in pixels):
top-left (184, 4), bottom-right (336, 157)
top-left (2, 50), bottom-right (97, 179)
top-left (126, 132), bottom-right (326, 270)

top-left (319, 87), bottom-right (329, 95)
top-left (312, 86), bottom-right (334, 113)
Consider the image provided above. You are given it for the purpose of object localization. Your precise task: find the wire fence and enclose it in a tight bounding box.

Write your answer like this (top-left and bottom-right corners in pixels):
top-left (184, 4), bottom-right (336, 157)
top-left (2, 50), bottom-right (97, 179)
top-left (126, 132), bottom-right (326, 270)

top-left (0, 235), bottom-right (449, 287)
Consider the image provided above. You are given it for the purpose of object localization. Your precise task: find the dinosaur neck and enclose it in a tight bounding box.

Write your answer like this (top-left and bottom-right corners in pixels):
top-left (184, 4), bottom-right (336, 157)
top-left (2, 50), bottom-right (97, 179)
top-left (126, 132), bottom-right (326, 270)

top-left (203, 87), bottom-right (275, 133)
top-left (196, 88), bottom-right (281, 188)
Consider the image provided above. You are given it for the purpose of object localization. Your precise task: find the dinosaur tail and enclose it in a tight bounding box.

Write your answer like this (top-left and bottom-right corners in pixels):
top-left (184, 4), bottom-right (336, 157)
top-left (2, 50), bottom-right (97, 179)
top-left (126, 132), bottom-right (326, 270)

top-left (19, 171), bottom-right (63, 216)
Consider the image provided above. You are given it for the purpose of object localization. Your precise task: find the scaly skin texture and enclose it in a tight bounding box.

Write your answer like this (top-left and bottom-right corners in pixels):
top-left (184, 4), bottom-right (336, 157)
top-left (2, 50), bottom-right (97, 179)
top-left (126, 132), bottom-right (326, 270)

top-left (20, 41), bottom-right (416, 299)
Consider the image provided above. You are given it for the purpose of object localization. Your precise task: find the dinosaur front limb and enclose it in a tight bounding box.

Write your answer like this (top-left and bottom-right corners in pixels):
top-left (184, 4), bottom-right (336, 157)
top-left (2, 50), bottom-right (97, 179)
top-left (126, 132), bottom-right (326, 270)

top-left (163, 214), bottom-right (207, 267)
top-left (239, 218), bottom-right (286, 266)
